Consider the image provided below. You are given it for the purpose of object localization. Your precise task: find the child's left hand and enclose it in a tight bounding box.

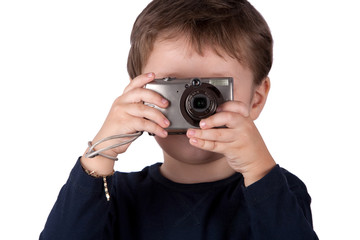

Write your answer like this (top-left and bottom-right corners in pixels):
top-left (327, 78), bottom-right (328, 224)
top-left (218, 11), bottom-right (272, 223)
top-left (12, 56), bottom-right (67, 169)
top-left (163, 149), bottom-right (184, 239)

top-left (186, 100), bottom-right (276, 187)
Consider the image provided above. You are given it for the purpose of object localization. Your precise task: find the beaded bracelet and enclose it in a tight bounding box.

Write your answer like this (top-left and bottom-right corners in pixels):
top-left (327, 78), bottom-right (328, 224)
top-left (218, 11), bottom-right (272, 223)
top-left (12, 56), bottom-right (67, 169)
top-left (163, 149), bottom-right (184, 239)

top-left (83, 132), bottom-right (142, 201)
top-left (83, 167), bottom-right (115, 202)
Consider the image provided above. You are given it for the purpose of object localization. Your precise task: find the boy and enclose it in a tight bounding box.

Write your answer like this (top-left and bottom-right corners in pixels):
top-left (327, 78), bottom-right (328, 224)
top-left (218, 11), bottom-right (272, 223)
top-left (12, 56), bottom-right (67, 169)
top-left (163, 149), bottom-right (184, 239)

top-left (40, 0), bottom-right (318, 239)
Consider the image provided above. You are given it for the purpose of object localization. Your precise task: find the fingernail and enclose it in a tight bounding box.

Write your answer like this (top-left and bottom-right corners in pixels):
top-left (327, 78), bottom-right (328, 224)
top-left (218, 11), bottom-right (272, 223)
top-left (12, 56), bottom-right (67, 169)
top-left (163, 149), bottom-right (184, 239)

top-left (146, 72), bottom-right (154, 78)
top-left (190, 138), bottom-right (198, 144)
top-left (162, 129), bottom-right (168, 137)
top-left (200, 121), bottom-right (206, 128)
top-left (162, 98), bottom-right (168, 105)
top-left (187, 129), bottom-right (195, 137)
top-left (164, 118), bottom-right (170, 126)
top-left (216, 106), bottom-right (222, 112)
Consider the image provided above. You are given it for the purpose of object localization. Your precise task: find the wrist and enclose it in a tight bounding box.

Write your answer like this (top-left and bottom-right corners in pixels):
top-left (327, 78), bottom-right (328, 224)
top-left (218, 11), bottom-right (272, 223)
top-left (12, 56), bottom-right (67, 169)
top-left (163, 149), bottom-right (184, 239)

top-left (81, 150), bottom-right (116, 176)
top-left (242, 156), bottom-right (276, 187)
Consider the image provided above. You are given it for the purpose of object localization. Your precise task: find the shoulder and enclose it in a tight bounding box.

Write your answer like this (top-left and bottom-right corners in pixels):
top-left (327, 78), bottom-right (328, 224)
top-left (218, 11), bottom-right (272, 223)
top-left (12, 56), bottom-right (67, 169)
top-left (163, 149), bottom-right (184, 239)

top-left (280, 167), bottom-right (308, 192)
top-left (280, 167), bottom-right (311, 203)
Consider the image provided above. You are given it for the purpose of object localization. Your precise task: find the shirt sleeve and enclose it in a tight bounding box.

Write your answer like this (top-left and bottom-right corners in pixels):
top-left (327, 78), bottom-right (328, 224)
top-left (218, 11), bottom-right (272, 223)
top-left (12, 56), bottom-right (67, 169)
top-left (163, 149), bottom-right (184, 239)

top-left (242, 165), bottom-right (319, 240)
top-left (40, 158), bottom-right (115, 240)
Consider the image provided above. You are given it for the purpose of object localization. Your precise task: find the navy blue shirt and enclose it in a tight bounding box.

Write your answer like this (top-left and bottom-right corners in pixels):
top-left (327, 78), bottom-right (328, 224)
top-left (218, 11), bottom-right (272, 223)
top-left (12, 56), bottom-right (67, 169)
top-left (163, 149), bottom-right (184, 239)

top-left (40, 159), bottom-right (318, 239)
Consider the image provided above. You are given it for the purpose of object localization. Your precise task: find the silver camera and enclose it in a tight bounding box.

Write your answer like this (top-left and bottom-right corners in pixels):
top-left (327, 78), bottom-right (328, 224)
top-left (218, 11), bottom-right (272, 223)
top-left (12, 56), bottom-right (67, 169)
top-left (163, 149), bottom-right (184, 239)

top-left (145, 77), bottom-right (233, 134)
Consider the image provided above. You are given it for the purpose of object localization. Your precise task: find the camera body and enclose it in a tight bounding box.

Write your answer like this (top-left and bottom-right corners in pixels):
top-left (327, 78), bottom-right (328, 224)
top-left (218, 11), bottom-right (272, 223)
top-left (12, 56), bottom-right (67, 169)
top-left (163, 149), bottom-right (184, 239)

top-left (145, 77), bottom-right (233, 134)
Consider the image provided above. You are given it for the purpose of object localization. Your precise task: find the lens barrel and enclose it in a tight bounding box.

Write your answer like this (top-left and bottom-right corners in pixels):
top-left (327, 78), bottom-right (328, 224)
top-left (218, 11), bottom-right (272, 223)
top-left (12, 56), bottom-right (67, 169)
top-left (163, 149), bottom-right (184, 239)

top-left (180, 79), bottom-right (224, 126)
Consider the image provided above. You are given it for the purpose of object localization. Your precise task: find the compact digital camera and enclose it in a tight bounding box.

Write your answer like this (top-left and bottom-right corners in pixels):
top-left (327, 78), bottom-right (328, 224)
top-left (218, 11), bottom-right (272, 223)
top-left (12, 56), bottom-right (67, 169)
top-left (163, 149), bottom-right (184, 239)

top-left (145, 77), bottom-right (233, 134)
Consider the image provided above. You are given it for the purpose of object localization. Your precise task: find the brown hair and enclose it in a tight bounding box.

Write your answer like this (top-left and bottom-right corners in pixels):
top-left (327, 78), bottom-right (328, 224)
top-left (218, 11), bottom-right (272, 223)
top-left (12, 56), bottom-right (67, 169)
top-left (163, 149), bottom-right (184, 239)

top-left (127, 0), bottom-right (273, 85)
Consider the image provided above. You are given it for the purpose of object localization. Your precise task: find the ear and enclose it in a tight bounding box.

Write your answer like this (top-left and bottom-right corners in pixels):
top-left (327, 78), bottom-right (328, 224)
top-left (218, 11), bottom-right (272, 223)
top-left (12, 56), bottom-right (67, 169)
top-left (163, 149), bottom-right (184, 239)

top-left (250, 77), bottom-right (270, 120)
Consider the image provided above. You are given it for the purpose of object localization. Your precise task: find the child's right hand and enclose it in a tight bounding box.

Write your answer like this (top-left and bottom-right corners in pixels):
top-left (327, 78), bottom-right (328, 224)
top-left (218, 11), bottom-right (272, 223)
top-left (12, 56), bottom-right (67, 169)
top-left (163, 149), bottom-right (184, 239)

top-left (81, 72), bottom-right (170, 175)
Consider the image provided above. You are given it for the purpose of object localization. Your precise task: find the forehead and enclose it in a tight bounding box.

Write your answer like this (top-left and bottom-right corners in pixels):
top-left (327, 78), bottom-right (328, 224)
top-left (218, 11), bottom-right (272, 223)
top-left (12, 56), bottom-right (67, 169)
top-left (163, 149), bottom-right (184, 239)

top-left (144, 36), bottom-right (253, 80)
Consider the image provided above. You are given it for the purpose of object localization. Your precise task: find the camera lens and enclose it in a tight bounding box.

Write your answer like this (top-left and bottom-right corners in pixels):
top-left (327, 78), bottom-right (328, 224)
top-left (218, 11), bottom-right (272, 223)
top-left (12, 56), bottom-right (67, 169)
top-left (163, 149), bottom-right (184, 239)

top-left (185, 90), bottom-right (216, 122)
top-left (180, 82), bottom-right (225, 127)
top-left (192, 95), bottom-right (209, 111)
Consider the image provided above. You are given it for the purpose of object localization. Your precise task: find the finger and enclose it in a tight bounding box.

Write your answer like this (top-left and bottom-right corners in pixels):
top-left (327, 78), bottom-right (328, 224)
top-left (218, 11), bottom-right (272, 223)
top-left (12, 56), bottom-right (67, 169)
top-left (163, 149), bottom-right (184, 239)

top-left (199, 111), bottom-right (245, 129)
top-left (120, 87), bottom-right (169, 108)
top-left (123, 72), bottom-right (155, 94)
top-left (125, 103), bottom-right (170, 129)
top-left (130, 116), bottom-right (168, 138)
top-left (189, 137), bottom-right (226, 153)
top-left (217, 101), bottom-right (250, 117)
top-left (187, 128), bottom-right (235, 143)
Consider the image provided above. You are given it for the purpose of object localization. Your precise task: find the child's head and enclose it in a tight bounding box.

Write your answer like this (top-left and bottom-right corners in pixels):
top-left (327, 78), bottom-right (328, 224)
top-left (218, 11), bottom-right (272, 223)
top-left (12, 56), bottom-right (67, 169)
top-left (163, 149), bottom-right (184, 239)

top-left (127, 0), bottom-right (273, 167)
top-left (127, 0), bottom-right (273, 86)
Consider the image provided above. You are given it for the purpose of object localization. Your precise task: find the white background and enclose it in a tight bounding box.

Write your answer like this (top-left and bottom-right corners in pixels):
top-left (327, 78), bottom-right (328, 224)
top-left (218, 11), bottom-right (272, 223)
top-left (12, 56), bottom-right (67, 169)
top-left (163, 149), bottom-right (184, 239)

top-left (0, 0), bottom-right (359, 239)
